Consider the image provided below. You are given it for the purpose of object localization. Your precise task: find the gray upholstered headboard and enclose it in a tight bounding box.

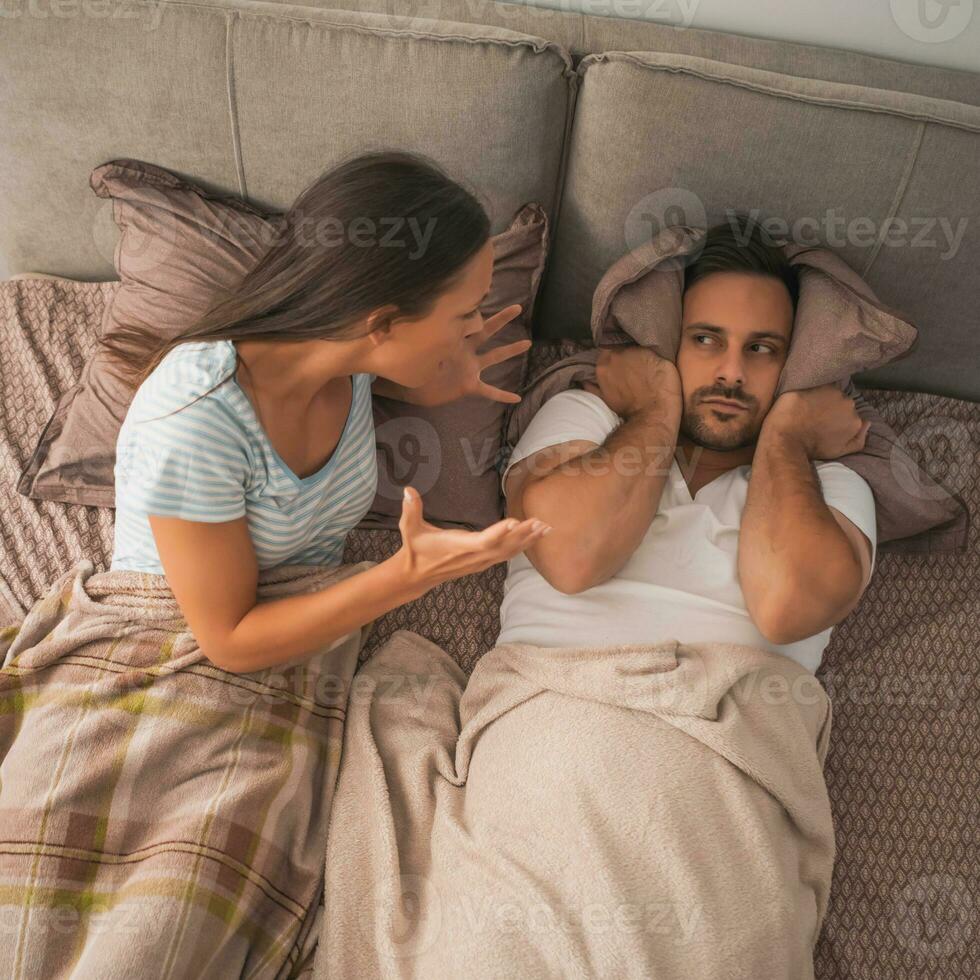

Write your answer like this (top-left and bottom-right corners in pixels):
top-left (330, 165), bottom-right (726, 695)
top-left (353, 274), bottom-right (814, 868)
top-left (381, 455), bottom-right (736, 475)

top-left (2, 0), bottom-right (978, 401)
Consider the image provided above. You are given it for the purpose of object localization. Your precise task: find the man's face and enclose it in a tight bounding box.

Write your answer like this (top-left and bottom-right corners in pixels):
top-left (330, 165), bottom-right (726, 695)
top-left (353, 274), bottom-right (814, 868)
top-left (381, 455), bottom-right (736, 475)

top-left (675, 271), bottom-right (794, 451)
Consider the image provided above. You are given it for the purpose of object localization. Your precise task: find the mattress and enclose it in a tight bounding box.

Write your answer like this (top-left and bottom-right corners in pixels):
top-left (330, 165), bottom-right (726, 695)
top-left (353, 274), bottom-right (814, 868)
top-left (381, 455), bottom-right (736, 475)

top-left (2, 275), bottom-right (978, 978)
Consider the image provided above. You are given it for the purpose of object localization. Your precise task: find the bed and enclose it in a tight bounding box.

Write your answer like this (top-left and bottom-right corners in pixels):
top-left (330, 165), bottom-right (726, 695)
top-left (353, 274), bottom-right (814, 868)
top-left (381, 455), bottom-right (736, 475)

top-left (2, 0), bottom-right (979, 976)
top-left (2, 275), bottom-right (977, 977)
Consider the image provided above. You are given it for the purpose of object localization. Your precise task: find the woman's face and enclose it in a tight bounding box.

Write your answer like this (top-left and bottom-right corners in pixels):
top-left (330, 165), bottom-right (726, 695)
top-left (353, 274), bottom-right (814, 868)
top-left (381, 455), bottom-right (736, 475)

top-left (367, 239), bottom-right (494, 387)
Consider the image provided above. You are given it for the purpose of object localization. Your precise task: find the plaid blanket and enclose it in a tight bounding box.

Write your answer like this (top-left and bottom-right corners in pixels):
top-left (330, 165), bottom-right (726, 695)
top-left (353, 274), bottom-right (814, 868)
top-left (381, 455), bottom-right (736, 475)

top-left (0, 557), bottom-right (375, 979)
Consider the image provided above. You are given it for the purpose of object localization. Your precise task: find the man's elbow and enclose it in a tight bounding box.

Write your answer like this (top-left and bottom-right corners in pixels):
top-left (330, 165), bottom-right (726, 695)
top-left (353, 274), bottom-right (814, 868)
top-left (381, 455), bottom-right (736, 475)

top-left (753, 565), bottom-right (865, 646)
top-left (754, 607), bottom-right (808, 646)
top-left (518, 535), bottom-right (600, 594)
top-left (754, 599), bottom-right (826, 646)
top-left (542, 562), bottom-right (600, 596)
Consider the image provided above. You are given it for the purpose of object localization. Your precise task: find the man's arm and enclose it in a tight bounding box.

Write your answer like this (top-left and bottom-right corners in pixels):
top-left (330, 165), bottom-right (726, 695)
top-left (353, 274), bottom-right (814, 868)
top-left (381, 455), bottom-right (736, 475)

top-left (739, 420), bottom-right (873, 645)
top-left (505, 402), bottom-right (680, 594)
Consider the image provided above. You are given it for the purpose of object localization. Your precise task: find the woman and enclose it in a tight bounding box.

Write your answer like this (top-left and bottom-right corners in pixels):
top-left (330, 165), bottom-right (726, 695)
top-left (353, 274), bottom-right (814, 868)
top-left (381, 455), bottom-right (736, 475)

top-left (106, 149), bottom-right (552, 673)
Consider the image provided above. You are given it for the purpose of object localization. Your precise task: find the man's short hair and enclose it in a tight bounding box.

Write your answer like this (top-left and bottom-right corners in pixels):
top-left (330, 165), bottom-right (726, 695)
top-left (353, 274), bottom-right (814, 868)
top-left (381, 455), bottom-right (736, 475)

top-left (683, 214), bottom-right (800, 312)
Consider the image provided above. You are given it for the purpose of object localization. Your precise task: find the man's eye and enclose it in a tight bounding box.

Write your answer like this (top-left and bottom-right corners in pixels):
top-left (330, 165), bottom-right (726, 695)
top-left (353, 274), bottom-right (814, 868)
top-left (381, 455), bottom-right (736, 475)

top-left (693, 334), bottom-right (713, 345)
top-left (750, 344), bottom-right (776, 354)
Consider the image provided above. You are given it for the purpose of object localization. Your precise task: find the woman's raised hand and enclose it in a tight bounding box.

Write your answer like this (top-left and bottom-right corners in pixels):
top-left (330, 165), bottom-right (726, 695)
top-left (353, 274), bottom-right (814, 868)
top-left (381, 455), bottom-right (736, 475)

top-left (408, 304), bottom-right (530, 406)
top-left (461, 303), bottom-right (531, 404)
top-left (394, 485), bottom-right (551, 593)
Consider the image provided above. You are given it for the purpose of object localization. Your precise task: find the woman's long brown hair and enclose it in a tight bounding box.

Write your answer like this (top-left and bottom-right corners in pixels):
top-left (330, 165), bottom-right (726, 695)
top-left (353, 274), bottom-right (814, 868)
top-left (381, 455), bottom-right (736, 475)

top-left (101, 149), bottom-right (492, 418)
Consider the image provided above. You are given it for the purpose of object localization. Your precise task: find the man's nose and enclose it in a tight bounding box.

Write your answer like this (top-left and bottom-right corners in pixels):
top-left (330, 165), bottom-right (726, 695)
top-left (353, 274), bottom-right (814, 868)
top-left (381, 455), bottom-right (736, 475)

top-left (715, 352), bottom-right (745, 388)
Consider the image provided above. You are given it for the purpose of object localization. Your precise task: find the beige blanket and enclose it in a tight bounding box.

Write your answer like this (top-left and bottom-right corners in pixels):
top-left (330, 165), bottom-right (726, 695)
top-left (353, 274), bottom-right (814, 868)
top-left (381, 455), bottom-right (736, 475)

top-left (315, 629), bottom-right (835, 980)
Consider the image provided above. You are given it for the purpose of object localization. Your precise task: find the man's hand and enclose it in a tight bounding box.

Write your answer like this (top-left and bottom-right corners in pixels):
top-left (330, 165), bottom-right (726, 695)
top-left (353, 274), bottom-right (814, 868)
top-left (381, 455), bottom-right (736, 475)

top-left (764, 384), bottom-right (870, 460)
top-left (584, 347), bottom-right (683, 419)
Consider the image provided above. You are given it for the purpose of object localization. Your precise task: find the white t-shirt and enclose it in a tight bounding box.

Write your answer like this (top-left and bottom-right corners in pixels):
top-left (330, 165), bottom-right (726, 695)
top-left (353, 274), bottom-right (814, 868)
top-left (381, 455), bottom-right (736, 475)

top-left (495, 389), bottom-right (877, 675)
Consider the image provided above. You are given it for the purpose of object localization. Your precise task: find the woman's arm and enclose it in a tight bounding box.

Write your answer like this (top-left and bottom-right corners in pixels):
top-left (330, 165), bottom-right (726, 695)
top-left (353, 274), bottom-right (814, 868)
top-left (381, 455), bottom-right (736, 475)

top-left (150, 487), bottom-right (549, 673)
top-left (219, 549), bottom-right (431, 673)
top-left (149, 510), bottom-right (412, 672)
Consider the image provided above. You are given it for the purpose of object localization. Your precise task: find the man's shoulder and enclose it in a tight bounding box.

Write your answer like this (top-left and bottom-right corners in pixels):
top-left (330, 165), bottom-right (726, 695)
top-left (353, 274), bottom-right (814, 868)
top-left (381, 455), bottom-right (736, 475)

top-left (813, 460), bottom-right (878, 564)
top-left (813, 460), bottom-right (875, 495)
top-left (513, 387), bottom-right (623, 454)
top-left (528, 387), bottom-right (622, 427)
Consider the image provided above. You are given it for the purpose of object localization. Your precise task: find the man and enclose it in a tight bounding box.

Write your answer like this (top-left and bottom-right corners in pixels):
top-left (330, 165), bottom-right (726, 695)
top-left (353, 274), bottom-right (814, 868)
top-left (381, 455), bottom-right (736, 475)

top-left (497, 220), bottom-right (876, 675)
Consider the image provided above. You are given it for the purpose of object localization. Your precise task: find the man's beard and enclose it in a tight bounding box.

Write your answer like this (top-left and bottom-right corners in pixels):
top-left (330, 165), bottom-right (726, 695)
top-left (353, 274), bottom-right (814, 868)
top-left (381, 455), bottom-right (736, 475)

top-left (680, 402), bottom-right (760, 451)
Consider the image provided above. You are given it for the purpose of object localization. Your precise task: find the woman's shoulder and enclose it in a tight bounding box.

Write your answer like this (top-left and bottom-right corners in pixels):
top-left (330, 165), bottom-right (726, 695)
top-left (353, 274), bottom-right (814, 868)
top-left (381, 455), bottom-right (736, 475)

top-left (146, 338), bottom-right (236, 391)
top-left (129, 340), bottom-right (239, 422)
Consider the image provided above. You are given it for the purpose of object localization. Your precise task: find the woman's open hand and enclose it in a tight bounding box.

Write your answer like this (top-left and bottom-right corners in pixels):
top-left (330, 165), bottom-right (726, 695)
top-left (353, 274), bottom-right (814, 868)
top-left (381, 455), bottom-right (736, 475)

top-left (394, 485), bottom-right (551, 593)
top-left (415, 304), bottom-right (530, 406)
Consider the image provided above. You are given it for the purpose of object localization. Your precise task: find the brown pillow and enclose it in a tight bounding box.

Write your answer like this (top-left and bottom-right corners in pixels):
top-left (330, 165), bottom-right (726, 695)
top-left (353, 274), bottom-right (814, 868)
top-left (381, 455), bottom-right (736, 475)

top-left (590, 225), bottom-right (921, 389)
top-left (18, 159), bottom-right (548, 532)
top-left (17, 160), bottom-right (284, 506)
top-left (508, 224), bottom-right (967, 551)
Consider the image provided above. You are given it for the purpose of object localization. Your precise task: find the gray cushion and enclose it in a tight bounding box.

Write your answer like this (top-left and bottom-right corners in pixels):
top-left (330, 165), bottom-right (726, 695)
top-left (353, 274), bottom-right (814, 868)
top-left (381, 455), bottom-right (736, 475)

top-left (537, 50), bottom-right (980, 401)
top-left (290, 0), bottom-right (980, 105)
top-left (0, 0), bottom-right (574, 278)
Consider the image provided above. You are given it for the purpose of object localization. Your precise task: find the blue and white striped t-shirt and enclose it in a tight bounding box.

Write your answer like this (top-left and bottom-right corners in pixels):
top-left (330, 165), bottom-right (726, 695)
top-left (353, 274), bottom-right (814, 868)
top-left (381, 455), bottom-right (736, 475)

top-left (110, 339), bottom-right (378, 574)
